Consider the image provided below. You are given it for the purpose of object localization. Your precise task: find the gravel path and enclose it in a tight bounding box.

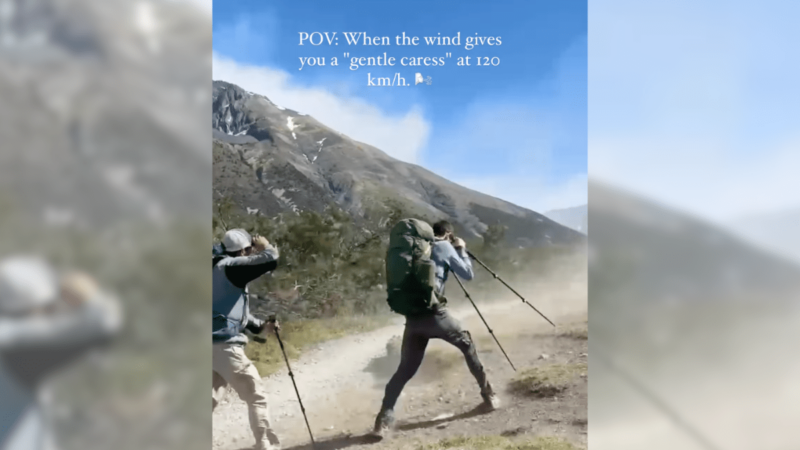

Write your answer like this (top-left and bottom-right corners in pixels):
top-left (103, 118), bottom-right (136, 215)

top-left (214, 274), bottom-right (587, 450)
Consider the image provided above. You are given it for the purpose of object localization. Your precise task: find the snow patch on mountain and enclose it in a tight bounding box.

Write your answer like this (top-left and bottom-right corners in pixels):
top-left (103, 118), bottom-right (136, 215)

top-left (311, 137), bottom-right (327, 163)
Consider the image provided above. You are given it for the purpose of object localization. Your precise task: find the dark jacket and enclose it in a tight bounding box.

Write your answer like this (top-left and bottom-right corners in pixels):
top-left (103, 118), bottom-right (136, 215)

top-left (212, 246), bottom-right (279, 345)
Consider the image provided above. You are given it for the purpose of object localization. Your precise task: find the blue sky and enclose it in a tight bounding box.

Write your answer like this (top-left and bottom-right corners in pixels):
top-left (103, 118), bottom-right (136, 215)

top-left (590, 0), bottom-right (800, 222)
top-left (212, 0), bottom-right (588, 212)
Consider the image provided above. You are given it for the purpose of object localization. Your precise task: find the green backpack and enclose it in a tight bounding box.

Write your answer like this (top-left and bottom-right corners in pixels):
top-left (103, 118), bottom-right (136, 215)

top-left (385, 218), bottom-right (441, 316)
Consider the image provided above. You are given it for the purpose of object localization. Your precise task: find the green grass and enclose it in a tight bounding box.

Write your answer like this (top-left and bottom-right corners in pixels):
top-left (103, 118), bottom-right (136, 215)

top-left (508, 363), bottom-right (587, 398)
top-left (245, 315), bottom-right (390, 377)
top-left (419, 435), bottom-right (578, 450)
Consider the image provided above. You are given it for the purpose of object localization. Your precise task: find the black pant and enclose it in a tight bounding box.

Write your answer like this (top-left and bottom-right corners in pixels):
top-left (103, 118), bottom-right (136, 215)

top-left (380, 308), bottom-right (492, 411)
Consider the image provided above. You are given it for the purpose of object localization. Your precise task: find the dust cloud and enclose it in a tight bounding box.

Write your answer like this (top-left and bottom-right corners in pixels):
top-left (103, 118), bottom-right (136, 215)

top-left (588, 180), bottom-right (800, 450)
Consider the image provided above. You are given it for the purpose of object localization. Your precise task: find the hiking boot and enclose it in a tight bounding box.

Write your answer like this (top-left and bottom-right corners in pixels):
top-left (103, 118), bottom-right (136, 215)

top-left (481, 391), bottom-right (501, 411)
top-left (372, 408), bottom-right (395, 437)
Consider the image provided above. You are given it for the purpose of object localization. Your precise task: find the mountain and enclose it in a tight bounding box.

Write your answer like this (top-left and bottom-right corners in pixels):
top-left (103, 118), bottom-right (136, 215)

top-left (589, 181), bottom-right (800, 306)
top-left (545, 205), bottom-right (587, 234)
top-left (589, 180), bottom-right (800, 390)
top-left (212, 80), bottom-right (586, 248)
top-left (727, 208), bottom-right (800, 264)
top-left (0, 2), bottom-right (212, 450)
top-left (0, 0), bottom-right (211, 228)
top-left (588, 188), bottom-right (800, 447)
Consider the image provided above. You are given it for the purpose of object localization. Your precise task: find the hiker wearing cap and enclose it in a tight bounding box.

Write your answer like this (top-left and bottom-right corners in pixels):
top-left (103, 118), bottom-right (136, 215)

top-left (0, 256), bottom-right (122, 450)
top-left (212, 229), bottom-right (282, 450)
top-left (372, 219), bottom-right (499, 437)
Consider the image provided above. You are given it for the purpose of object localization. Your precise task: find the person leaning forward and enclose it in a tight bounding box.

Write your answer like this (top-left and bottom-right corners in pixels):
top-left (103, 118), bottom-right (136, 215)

top-left (212, 229), bottom-right (282, 450)
top-left (372, 220), bottom-right (500, 437)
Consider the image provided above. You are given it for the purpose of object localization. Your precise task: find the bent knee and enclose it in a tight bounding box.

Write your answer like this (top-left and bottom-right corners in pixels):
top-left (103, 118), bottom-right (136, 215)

top-left (229, 372), bottom-right (268, 404)
top-left (453, 330), bottom-right (476, 350)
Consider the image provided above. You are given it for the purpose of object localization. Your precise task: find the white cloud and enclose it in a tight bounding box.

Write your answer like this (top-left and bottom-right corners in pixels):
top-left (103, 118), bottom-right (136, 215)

top-left (590, 135), bottom-right (800, 223)
top-left (451, 173), bottom-right (587, 213)
top-left (589, 0), bottom-right (800, 224)
top-left (212, 53), bottom-right (430, 164)
top-left (426, 102), bottom-right (587, 213)
top-left (174, 0), bottom-right (211, 15)
top-left (420, 37), bottom-right (587, 214)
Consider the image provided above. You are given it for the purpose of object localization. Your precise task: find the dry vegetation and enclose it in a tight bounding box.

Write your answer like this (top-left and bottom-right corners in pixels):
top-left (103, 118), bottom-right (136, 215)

top-left (419, 435), bottom-right (578, 450)
top-left (509, 363), bottom-right (588, 398)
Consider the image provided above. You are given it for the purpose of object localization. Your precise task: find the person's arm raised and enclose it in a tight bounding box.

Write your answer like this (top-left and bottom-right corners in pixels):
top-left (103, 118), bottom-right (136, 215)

top-left (224, 237), bottom-right (279, 288)
top-left (446, 239), bottom-right (474, 281)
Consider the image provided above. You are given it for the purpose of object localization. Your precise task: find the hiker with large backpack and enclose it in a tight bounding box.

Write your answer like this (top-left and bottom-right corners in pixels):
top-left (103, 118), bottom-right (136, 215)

top-left (212, 229), bottom-right (283, 450)
top-left (373, 219), bottom-right (500, 437)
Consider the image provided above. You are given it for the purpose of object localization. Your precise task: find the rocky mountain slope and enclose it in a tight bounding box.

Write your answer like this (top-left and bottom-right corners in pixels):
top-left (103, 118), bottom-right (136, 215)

top-left (212, 80), bottom-right (585, 248)
top-left (0, 2), bottom-right (212, 450)
top-left (1, 0), bottom-right (211, 228)
top-left (589, 181), bottom-right (800, 305)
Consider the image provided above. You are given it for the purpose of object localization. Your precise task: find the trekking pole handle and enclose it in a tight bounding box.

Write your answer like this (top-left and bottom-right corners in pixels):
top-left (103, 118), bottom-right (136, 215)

top-left (250, 314), bottom-right (279, 343)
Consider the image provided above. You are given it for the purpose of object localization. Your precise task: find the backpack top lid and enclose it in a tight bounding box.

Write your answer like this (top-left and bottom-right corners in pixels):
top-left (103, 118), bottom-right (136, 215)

top-left (388, 218), bottom-right (435, 249)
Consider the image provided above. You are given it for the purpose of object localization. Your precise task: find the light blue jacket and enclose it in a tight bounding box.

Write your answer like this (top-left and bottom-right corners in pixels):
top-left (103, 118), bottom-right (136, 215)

top-left (431, 240), bottom-right (474, 297)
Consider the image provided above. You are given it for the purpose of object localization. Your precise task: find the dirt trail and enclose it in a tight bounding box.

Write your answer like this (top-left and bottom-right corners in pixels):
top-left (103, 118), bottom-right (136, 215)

top-left (213, 269), bottom-right (587, 450)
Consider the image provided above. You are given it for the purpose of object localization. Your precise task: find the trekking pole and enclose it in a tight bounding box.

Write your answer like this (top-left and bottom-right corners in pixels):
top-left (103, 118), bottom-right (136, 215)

top-left (267, 315), bottom-right (317, 449)
top-left (466, 251), bottom-right (556, 327)
top-left (452, 275), bottom-right (516, 371)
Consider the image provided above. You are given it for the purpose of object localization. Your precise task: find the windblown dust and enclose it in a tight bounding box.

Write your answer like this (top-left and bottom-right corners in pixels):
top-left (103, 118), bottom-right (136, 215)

top-left (213, 252), bottom-right (588, 450)
top-left (590, 291), bottom-right (800, 450)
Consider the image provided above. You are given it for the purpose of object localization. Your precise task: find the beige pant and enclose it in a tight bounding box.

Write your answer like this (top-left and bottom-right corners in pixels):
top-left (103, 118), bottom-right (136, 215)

top-left (212, 343), bottom-right (281, 450)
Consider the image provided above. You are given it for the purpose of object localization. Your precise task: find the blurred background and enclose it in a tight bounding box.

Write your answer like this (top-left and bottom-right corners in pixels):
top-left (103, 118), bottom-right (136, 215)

top-left (3, 0), bottom-right (798, 449)
top-left (588, 1), bottom-right (800, 449)
top-left (0, 0), bottom-right (211, 449)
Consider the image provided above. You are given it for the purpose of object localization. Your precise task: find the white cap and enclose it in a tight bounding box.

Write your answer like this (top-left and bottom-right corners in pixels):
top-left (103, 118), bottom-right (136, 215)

top-left (0, 256), bottom-right (58, 314)
top-left (222, 229), bottom-right (252, 252)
